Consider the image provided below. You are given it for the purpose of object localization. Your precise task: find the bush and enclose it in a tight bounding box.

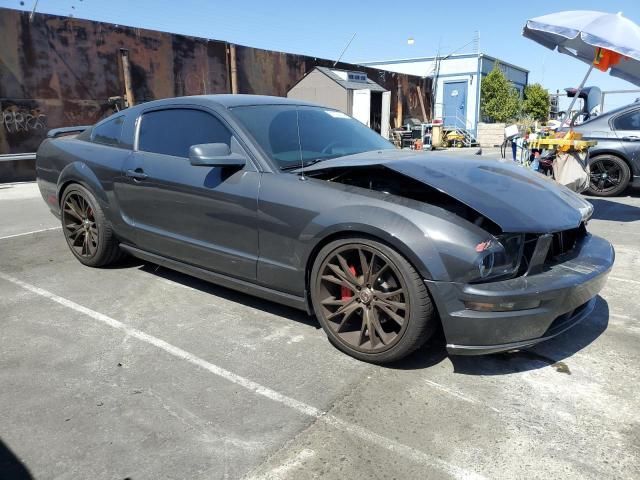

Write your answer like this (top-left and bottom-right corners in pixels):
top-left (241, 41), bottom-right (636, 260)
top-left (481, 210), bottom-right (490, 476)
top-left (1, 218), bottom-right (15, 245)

top-left (480, 65), bottom-right (520, 123)
top-left (522, 83), bottom-right (550, 122)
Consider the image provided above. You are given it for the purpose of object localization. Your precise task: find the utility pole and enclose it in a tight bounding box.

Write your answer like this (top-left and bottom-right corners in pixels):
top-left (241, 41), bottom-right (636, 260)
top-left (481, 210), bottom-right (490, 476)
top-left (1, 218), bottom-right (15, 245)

top-left (29, 0), bottom-right (40, 21)
top-left (119, 49), bottom-right (135, 107)
top-left (229, 44), bottom-right (238, 94)
top-left (396, 78), bottom-right (403, 128)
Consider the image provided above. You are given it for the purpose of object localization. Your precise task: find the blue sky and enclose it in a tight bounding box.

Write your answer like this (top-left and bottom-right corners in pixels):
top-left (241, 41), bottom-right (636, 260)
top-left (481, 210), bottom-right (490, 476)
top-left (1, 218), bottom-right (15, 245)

top-left (2, 0), bottom-right (640, 110)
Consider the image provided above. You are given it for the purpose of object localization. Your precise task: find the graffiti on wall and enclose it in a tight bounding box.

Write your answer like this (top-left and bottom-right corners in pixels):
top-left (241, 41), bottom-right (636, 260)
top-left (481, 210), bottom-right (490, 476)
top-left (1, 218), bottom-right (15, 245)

top-left (2, 106), bottom-right (47, 133)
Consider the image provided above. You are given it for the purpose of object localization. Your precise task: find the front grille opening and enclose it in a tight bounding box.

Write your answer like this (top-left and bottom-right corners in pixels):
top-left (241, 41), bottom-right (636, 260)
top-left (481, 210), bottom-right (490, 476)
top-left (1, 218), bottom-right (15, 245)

top-left (546, 223), bottom-right (587, 262)
top-left (516, 223), bottom-right (588, 277)
top-left (517, 234), bottom-right (540, 276)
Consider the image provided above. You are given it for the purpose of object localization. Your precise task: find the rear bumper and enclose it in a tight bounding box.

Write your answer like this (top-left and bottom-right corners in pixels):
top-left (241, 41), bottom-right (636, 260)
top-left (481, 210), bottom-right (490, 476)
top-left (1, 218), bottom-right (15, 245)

top-left (426, 234), bottom-right (614, 355)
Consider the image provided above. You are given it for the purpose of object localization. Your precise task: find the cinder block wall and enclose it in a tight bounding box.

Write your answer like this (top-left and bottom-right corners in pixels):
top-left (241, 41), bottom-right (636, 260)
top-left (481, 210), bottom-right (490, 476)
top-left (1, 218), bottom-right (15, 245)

top-left (477, 122), bottom-right (506, 147)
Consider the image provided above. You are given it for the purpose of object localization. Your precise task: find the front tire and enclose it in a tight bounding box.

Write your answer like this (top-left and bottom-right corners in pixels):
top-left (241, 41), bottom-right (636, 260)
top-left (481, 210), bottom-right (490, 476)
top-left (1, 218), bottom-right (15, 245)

top-left (587, 155), bottom-right (630, 197)
top-left (61, 184), bottom-right (123, 267)
top-left (310, 238), bottom-right (436, 363)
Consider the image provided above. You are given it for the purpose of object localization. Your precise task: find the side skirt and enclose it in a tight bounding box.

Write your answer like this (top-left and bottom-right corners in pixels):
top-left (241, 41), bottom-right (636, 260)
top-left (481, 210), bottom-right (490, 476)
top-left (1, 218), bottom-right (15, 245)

top-left (119, 244), bottom-right (310, 313)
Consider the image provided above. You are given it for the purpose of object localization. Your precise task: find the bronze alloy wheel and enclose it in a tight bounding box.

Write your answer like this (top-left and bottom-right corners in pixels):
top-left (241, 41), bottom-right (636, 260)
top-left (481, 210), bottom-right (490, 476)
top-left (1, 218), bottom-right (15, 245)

top-left (62, 192), bottom-right (98, 258)
top-left (314, 244), bottom-right (410, 353)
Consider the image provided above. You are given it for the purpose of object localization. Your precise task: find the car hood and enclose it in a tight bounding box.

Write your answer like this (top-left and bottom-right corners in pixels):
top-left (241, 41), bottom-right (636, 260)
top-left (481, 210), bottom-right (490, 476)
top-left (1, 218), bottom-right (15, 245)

top-left (302, 150), bottom-right (593, 233)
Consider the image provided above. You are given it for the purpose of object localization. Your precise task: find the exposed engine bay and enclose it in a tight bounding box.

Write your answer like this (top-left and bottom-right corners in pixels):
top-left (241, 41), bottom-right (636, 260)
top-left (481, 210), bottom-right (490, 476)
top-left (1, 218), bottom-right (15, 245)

top-left (308, 165), bottom-right (501, 235)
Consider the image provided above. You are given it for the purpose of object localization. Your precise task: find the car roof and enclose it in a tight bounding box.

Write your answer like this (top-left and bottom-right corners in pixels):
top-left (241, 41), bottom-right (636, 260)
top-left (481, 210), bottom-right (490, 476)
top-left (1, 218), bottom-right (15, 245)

top-left (597, 100), bottom-right (640, 119)
top-left (572, 99), bottom-right (640, 130)
top-left (125, 94), bottom-right (323, 114)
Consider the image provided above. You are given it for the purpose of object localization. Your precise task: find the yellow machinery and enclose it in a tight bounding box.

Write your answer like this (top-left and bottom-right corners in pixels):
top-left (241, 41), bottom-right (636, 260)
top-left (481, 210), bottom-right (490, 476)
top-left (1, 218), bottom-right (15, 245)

top-left (444, 130), bottom-right (465, 148)
top-left (528, 130), bottom-right (596, 152)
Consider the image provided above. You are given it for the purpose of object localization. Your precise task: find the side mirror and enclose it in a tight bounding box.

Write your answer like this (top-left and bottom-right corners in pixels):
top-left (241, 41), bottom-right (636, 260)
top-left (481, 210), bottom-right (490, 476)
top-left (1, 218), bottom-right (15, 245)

top-left (189, 143), bottom-right (246, 167)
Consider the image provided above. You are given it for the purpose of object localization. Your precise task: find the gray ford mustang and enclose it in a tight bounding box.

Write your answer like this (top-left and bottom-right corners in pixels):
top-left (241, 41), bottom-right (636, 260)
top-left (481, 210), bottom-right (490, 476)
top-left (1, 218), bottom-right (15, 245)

top-left (36, 95), bottom-right (614, 363)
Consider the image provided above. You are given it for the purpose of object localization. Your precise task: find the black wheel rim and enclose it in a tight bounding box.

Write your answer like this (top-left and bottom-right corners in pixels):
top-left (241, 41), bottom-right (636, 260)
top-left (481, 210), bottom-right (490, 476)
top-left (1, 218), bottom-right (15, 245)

top-left (315, 245), bottom-right (409, 353)
top-left (62, 192), bottom-right (98, 257)
top-left (590, 159), bottom-right (623, 194)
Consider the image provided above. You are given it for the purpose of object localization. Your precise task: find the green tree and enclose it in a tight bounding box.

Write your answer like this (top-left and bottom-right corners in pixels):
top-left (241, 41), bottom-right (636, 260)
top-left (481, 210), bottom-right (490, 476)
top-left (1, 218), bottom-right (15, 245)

top-left (480, 65), bottom-right (520, 123)
top-left (522, 83), bottom-right (550, 122)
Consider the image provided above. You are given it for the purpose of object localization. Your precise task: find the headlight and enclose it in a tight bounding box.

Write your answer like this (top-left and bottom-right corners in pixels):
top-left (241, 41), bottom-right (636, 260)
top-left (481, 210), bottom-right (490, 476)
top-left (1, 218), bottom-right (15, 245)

top-left (578, 204), bottom-right (593, 223)
top-left (473, 234), bottom-right (524, 282)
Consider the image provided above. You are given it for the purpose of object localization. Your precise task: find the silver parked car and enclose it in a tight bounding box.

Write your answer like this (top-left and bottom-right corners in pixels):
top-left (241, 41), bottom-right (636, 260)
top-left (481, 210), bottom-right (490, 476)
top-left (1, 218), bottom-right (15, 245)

top-left (572, 101), bottom-right (640, 196)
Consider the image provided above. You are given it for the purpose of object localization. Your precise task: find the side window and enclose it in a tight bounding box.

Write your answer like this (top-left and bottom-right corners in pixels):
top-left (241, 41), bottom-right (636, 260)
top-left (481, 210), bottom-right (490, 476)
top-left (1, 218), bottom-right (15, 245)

top-left (613, 110), bottom-right (640, 131)
top-left (138, 109), bottom-right (232, 157)
top-left (92, 116), bottom-right (125, 147)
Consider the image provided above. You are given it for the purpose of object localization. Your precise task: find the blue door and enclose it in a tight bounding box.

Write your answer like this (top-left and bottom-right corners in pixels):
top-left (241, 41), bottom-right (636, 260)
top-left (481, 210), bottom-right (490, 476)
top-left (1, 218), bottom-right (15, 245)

top-left (443, 81), bottom-right (468, 128)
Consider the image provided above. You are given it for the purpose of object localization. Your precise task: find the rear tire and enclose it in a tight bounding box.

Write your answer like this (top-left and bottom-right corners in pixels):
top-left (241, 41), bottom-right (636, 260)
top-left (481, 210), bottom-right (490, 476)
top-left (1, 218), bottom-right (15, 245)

top-left (310, 237), bottom-right (436, 364)
top-left (587, 155), bottom-right (630, 197)
top-left (60, 184), bottom-right (123, 267)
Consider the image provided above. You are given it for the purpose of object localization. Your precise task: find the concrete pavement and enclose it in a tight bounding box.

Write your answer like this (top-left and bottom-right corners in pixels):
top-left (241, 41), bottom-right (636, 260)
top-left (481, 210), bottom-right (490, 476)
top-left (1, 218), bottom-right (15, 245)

top-left (1, 182), bottom-right (638, 480)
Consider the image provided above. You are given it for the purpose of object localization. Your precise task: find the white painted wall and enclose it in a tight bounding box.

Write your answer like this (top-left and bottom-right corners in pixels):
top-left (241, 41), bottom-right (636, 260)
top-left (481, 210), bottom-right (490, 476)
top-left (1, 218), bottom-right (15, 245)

top-left (364, 56), bottom-right (480, 131)
top-left (381, 91), bottom-right (391, 139)
top-left (361, 54), bottom-right (529, 133)
top-left (352, 89), bottom-right (371, 127)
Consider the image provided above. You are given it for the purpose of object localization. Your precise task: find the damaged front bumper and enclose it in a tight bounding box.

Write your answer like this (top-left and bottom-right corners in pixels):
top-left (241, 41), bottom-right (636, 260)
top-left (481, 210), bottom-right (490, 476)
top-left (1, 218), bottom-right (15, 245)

top-left (425, 234), bottom-right (615, 355)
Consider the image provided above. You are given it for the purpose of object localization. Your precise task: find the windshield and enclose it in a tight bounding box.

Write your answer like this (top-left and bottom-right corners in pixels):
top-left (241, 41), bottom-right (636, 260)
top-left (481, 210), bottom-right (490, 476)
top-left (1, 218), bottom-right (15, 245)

top-left (230, 105), bottom-right (395, 170)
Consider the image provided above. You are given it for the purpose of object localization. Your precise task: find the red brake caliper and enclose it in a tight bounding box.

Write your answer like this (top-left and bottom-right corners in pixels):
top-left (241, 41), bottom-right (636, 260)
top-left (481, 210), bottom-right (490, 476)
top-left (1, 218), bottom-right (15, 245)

top-left (341, 265), bottom-right (357, 300)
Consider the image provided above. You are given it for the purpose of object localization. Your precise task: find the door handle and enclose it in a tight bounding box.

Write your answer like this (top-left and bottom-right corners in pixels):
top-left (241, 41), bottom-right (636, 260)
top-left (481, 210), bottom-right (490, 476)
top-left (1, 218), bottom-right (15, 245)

top-left (126, 168), bottom-right (148, 181)
top-left (621, 135), bottom-right (640, 142)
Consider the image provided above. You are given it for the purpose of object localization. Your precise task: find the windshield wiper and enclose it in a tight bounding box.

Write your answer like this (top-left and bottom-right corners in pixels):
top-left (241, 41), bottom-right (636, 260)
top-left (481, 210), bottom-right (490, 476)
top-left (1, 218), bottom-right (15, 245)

top-left (280, 158), bottom-right (329, 171)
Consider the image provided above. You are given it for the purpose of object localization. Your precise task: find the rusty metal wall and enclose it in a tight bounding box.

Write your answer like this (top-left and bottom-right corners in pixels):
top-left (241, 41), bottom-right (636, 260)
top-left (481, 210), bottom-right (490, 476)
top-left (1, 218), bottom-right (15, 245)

top-left (0, 7), bottom-right (431, 159)
top-left (0, 7), bottom-right (230, 157)
top-left (235, 45), bottom-right (431, 123)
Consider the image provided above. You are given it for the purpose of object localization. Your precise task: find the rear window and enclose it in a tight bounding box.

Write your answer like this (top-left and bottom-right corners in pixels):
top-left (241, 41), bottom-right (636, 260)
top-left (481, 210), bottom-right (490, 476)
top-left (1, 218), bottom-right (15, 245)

top-left (137, 108), bottom-right (232, 158)
top-left (613, 110), bottom-right (640, 130)
top-left (92, 116), bottom-right (125, 147)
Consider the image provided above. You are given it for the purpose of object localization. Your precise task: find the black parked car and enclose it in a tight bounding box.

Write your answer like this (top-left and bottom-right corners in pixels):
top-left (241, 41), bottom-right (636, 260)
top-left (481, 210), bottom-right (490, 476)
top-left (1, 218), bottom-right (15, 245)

top-left (36, 95), bottom-right (614, 363)
top-left (572, 101), bottom-right (640, 196)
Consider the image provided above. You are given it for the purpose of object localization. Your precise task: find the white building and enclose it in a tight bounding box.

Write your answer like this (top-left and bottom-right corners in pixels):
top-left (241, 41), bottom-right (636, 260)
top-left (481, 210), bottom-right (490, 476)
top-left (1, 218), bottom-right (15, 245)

top-left (361, 53), bottom-right (529, 135)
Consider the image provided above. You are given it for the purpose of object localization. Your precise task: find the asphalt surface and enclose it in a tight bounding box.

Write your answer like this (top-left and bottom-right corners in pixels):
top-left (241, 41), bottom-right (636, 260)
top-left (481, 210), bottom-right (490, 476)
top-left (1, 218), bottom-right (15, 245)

top-left (1, 181), bottom-right (639, 480)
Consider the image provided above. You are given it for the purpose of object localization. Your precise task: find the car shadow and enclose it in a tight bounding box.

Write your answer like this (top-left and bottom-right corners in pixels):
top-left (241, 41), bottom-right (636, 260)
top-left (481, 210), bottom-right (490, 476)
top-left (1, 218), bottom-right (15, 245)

top-left (137, 263), bottom-right (320, 329)
top-left (0, 438), bottom-right (33, 480)
top-left (389, 296), bottom-right (610, 375)
top-left (588, 197), bottom-right (640, 222)
top-left (129, 259), bottom-right (609, 373)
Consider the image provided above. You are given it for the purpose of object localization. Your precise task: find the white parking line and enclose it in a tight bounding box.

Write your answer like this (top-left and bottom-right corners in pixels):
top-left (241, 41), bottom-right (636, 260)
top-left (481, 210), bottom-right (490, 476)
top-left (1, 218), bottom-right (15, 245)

top-left (0, 226), bottom-right (61, 240)
top-left (611, 246), bottom-right (640, 254)
top-left (246, 449), bottom-right (316, 480)
top-left (592, 228), bottom-right (640, 236)
top-left (609, 276), bottom-right (640, 286)
top-left (423, 379), bottom-right (501, 413)
top-left (0, 271), bottom-right (483, 480)
top-left (608, 313), bottom-right (640, 334)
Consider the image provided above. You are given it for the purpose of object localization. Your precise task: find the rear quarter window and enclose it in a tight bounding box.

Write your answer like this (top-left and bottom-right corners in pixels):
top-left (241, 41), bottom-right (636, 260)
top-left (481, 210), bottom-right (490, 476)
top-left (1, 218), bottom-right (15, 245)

top-left (613, 110), bottom-right (640, 130)
top-left (92, 116), bottom-right (125, 147)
